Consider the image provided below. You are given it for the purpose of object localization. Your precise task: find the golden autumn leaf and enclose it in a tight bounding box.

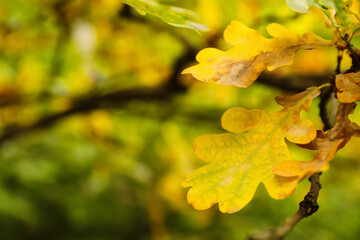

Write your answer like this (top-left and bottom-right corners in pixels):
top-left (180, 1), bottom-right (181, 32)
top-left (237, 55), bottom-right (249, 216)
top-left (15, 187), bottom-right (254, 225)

top-left (182, 21), bottom-right (333, 88)
top-left (274, 103), bottom-right (360, 181)
top-left (336, 72), bottom-right (360, 103)
top-left (182, 87), bottom-right (322, 213)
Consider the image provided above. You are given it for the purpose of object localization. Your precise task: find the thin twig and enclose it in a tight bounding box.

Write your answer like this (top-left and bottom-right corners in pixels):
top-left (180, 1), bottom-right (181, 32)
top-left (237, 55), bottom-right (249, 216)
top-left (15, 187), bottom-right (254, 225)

top-left (335, 49), bottom-right (343, 75)
top-left (249, 173), bottom-right (322, 240)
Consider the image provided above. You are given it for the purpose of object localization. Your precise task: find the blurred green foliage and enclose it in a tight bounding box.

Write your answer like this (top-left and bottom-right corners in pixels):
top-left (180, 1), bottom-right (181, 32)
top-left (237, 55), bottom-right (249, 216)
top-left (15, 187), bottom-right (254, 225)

top-left (0, 0), bottom-right (360, 239)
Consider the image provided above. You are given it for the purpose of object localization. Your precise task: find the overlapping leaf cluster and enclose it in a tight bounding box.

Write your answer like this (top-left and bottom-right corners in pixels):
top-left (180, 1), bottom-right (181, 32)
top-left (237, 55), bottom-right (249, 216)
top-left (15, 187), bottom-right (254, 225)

top-left (286, 0), bottom-right (360, 30)
top-left (183, 1), bottom-right (360, 213)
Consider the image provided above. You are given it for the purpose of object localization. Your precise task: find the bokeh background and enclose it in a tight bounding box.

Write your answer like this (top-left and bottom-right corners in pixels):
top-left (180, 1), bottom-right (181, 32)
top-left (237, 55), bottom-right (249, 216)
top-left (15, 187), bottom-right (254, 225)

top-left (0, 0), bottom-right (360, 239)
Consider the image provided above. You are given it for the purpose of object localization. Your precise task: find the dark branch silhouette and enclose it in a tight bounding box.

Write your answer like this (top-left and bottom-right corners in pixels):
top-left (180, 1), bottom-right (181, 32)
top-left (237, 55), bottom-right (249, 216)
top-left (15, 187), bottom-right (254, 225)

top-left (0, 70), bottom-right (331, 146)
top-left (0, 46), bottom-right (195, 146)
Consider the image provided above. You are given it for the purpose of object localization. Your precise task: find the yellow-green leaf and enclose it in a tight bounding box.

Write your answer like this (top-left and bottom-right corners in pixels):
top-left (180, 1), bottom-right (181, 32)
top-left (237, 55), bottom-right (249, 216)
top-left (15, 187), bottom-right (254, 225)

top-left (182, 21), bottom-right (332, 88)
top-left (182, 87), bottom-right (321, 213)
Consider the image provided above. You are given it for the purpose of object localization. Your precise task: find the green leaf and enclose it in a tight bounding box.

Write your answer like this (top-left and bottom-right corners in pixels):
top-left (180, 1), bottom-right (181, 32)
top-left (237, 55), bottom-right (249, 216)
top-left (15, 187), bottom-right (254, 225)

top-left (333, 0), bottom-right (352, 28)
top-left (286, 0), bottom-right (349, 28)
top-left (286, 0), bottom-right (311, 13)
top-left (120, 0), bottom-right (209, 33)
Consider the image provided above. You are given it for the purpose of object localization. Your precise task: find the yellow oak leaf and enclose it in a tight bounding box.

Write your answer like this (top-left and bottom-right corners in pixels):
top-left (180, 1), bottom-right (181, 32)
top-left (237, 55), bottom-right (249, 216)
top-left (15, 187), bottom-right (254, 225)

top-left (336, 72), bottom-right (360, 103)
top-left (182, 87), bottom-right (321, 213)
top-left (182, 21), bottom-right (332, 88)
top-left (274, 103), bottom-right (360, 181)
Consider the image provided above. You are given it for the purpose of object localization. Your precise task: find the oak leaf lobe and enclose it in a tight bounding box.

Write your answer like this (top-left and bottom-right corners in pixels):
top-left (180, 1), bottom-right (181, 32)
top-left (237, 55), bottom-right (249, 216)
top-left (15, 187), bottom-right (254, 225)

top-left (274, 103), bottom-right (360, 180)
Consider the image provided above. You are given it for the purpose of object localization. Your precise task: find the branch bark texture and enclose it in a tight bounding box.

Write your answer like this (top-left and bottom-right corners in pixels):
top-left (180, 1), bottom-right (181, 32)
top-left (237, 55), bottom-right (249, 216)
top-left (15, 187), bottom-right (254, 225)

top-left (249, 173), bottom-right (322, 240)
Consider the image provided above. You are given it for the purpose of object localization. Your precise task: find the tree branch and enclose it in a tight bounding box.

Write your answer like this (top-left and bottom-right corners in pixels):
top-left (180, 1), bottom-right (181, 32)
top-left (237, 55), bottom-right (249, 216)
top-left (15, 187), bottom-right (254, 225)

top-left (0, 71), bottom-right (333, 146)
top-left (258, 73), bottom-right (330, 92)
top-left (249, 172), bottom-right (322, 240)
top-left (0, 6), bottom-right (334, 146)
top-left (0, 46), bottom-right (195, 146)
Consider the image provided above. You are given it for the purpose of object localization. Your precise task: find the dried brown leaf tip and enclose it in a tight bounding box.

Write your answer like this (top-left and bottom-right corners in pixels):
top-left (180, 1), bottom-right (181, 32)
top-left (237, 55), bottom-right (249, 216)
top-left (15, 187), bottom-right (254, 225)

top-left (336, 72), bottom-right (360, 103)
top-left (274, 103), bottom-right (360, 181)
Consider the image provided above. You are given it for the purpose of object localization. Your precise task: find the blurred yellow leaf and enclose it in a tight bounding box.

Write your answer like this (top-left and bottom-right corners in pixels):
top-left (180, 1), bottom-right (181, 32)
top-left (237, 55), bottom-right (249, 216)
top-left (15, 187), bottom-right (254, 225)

top-left (196, 0), bottom-right (221, 33)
